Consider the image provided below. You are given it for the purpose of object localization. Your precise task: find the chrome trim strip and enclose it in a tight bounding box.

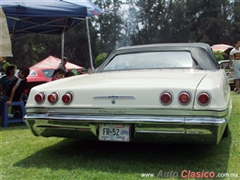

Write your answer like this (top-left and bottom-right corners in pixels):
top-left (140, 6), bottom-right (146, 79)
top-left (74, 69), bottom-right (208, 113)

top-left (25, 107), bottom-right (230, 117)
top-left (24, 114), bottom-right (227, 124)
top-left (135, 130), bottom-right (185, 134)
top-left (93, 95), bottom-right (136, 99)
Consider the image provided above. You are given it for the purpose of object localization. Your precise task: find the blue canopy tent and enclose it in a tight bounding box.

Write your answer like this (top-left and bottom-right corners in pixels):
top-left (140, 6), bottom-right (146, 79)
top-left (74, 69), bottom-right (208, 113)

top-left (60, 0), bottom-right (105, 68)
top-left (61, 0), bottom-right (105, 16)
top-left (0, 0), bottom-right (105, 70)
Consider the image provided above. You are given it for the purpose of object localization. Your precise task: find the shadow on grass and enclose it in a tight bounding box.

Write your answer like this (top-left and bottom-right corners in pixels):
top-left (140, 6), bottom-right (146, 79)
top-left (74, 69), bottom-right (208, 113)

top-left (13, 132), bottom-right (232, 178)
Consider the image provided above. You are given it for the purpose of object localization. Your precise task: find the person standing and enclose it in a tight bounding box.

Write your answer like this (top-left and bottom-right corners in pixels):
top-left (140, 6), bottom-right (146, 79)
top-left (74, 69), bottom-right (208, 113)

top-left (58, 56), bottom-right (68, 72)
top-left (0, 67), bottom-right (30, 117)
top-left (5, 67), bottom-right (30, 105)
top-left (229, 40), bottom-right (240, 94)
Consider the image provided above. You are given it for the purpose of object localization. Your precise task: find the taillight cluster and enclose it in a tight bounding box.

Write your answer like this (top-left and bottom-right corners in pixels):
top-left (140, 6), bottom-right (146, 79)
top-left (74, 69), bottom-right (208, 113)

top-left (160, 91), bottom-right (172, 105)
top-left (62, 92), bottom-right (74, 104)
top-left (34, 92), bottom-right (46, 103)
top-left (47, 92), bottom-right (59, 104)
top-left (197, 92), bottom-right (211, 106)
top-left (159, 91), bottom-right (211, 106)
top-left (178, 91), bottom-right (191, 105)
top-left (34, 91), bottom-right (73, 104)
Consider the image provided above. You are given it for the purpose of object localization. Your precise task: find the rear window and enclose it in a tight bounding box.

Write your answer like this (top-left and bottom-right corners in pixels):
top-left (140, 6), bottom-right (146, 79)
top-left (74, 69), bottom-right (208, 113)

top-left (41, 70), bottom-right (54, 78)
top-left (102, 51), bottom-right (195, 71)
top-left (219, 61), bottom-right (230, 70)
top-left (29, 70), bottom-right (37, 76)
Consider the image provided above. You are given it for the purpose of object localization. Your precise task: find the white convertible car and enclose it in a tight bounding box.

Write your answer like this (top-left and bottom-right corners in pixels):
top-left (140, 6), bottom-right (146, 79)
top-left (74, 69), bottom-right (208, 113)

top-left (24, 43), bottom-right (232, 144)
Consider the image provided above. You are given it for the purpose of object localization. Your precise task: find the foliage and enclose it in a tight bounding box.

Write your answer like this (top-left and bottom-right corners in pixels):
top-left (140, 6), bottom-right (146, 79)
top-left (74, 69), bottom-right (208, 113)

top-left (95, 52), bottom-right (107, 67)
top-left (0, 92), bottom-right (239, 180)
top-left (131, 0), bottom-right (232, 45)
top-left (9, 34), bottom-right (61, 68)
top-left (185, 0), bottom-right (232, 44)
top-left (64, 21), bottom-right (99, 68)
top-left (229, 0), bottom-right (240, 42)
top-left (2, 62), bottom-right (17, 71)
top-left (94, 0), bottom-right (123, 52)
top-left (213, 51), bottom-right (224, 61)
top-left (5, 0), bottom-right (240, 69)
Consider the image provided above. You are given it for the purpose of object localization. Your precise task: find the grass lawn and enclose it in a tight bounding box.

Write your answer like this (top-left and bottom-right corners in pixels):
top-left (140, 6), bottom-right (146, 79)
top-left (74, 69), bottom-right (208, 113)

top-left (1, 92), bottom-right (240, 180)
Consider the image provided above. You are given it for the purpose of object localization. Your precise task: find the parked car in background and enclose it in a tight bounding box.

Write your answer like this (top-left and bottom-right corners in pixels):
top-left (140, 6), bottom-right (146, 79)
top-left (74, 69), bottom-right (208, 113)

top-left (24, 43), bottom-right (232, 144)
top-left (15, 68), bottom-right (54, 95)
top-left (218, 60), bottom-right (235, 90)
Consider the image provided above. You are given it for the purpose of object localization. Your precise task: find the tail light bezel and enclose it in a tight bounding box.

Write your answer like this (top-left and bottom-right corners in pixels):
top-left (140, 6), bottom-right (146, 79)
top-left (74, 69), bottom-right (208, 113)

top-left (34, 92), bottom-right (46, 104)
top-left (178, 91), bottom-right (192, 105)
top-left (47, 92), bottom-right (59, 104)
top-left (159, 91), bottom-right (173, 105)
top-left (62, 91), bottom-right (74, 104)
top-left (197, 91), bottom-right (211, 106)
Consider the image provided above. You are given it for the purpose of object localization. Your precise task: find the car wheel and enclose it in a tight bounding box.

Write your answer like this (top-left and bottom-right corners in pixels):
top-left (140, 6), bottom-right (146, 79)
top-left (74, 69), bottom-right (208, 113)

top-left (222, 124), bottom-right (229, 138)
top-left (230, 85), bottom-right (235, 91)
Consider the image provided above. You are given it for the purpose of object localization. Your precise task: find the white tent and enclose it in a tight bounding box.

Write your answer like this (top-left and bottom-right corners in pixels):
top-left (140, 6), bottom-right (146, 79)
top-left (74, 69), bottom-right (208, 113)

top-left (0, 7), bottom-right (12, 60)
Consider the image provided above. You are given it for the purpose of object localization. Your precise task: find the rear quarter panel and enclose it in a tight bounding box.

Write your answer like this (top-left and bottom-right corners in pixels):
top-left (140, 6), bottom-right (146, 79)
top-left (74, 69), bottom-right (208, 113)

top-left (194, 70), bottom-right (230, 111)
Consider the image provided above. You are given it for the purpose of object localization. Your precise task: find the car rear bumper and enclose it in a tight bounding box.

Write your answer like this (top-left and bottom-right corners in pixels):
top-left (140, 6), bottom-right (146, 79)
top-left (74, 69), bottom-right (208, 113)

top-left (24, 114), bottom-right (230, 144)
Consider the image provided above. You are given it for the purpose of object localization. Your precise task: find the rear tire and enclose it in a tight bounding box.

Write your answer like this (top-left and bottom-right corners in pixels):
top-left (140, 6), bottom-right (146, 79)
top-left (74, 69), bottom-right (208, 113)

top-left (222, 124), bottom-right (229, 138)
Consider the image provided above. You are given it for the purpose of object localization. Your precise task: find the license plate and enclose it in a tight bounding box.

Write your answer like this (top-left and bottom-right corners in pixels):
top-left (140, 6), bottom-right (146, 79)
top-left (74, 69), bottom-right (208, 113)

top-left (98, 124), bottom-right (130, 142)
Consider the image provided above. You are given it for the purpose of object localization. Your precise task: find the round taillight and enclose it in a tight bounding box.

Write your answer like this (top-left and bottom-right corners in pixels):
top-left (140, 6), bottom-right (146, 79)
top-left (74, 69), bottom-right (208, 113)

top-left (179, 91), bottom-right (191, 105)
top-left (198, 92), bottom-right (210, 105)
top-left (48, 92), bottom-right (59, 104)
top-left (34, 92), bottom-right (45, 103)
top-left (62, 92), bottom-right (73, 104)
top-left (160, 91), bottom-right (172, 105)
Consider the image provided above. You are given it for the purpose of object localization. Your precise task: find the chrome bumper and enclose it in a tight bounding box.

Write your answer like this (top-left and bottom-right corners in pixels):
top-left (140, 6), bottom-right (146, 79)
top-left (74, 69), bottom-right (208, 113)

top-left (24, 114), bottom-right (229, 144)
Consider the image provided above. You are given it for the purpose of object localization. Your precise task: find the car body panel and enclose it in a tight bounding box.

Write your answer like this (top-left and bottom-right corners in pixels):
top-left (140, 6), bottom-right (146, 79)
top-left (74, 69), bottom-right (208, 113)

top-left (24, 43), bottom-right (232, 144)
top-left (26, 70), bottom-right (229, 111)
top-left (15, 68), bottom-right (54, 83)
top-left (218, 60), bottom-right (235, 88)
top-left (27, 68), bottom-right (54, 83)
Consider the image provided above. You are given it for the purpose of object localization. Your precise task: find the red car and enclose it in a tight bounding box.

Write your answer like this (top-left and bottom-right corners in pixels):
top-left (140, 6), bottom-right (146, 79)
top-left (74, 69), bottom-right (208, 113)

top-left (16, 68), bottom-right (55, 95)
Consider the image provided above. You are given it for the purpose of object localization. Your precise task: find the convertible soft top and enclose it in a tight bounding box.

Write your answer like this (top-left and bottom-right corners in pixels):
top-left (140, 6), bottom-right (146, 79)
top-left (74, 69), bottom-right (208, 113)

top-left (99, 43), bottom-right (218, 71)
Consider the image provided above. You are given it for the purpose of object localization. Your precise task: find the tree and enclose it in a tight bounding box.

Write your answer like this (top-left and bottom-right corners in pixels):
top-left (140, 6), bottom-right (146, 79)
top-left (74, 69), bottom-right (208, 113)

top-left (213, 51), bottom-right (224, 61)
top-left (64, 21), bottom-right (99, 67)
top-left (131, 0), bottom-right (168, 44)
top-left (9, 34), bottom-right (61, 68)
top-left (94, 0), bottom-right (123, 52)
top-left (185, 0), bottom-right (231, 45)
top-left (3, 62), bottom-right (16, 71)
top-left (95, 52), bottom-right (107, 67)
top-left (131, 0), bottom-right (233, 45)
top-left (229, 0), bottom-right (240, 44)
top-left (5, 0), bottom-right (240, 69)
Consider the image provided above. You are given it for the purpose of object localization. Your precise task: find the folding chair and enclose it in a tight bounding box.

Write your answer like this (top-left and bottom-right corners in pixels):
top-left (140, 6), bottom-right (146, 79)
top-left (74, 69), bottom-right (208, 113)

top-left (2, 101), bottom-right (26, 128)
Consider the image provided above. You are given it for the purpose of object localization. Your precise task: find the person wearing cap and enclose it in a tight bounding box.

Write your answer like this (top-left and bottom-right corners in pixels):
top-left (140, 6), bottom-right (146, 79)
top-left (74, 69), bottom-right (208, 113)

top-left (58, 56), bottom-right (68, 72)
